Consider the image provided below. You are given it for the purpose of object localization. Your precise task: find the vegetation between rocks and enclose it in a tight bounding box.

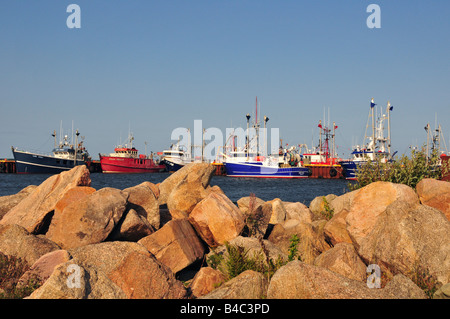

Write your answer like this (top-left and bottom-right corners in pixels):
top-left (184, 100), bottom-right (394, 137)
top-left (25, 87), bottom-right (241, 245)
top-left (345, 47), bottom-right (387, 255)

top-left (350, 146), bottom-right (449, 190)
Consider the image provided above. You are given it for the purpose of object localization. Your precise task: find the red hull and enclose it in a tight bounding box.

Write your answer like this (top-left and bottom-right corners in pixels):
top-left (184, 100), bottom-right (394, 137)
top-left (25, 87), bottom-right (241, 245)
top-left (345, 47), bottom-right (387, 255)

top-left (100, 156), bottom-right (164, 173)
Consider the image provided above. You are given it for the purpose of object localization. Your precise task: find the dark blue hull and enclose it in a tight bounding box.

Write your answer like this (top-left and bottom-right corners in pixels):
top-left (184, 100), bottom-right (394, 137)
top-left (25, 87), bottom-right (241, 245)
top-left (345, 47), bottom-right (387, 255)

top-left (161, 159), bottom-right (185, 173)
top-left (339, 160), bottom-right (361, 180)
top-left (12, 149), bottom-right (85, 174)
top-left (224, 162), bottom-right (309, 178)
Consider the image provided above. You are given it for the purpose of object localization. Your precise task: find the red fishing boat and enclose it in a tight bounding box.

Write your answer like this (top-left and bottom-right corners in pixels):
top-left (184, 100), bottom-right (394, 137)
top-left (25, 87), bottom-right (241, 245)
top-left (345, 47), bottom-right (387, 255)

top-left (99, 134), bottom-right (165, 173)
top-left (302, 118), bottom-right (344, 179)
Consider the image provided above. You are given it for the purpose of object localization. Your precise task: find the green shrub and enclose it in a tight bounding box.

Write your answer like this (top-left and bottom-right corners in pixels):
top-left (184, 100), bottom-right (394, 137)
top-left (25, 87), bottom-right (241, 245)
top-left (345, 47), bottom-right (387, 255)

top-left (350, 146), bottom-right (449, 190)
top-left (0, 253), bottom-right (42, 299)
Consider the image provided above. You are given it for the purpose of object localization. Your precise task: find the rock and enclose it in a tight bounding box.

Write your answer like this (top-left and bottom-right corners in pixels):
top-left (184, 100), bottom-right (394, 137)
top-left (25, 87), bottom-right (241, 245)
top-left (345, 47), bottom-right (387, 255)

top-left (309, 194), bottom-right (337, 220)
top-left (0, 165), bottom-right (91, 233)
top-left (17, 250), bottom-right (71, 289)
top-left (200, 270), bottom-right (268, 299)
top-left (138, 219), bottom-right (205, 273)
top-left (268, 220), bottom-right (330, 264)
top-left (0, 185), bottom-right (37, 221)
top-left (345, 181), bottom-right (420, 249)
top-left (189, 267), bottom-right (225, 298)
top-left (267, 198), bottom-right (287, 224)
top-left (323, 209), bottom-right (353, 246)
top-left (108, 208), bottom-right (154, 242)
top-left (383, 274), bottom-right (428, 299)
top-left (167, 176), bottom-right (209, 219)
top-left (159, 163), bottom-right (215, 205)
top-left (53, 186), bottom-right (96, 214)
top-left (357, 201), bottom-right (450, 286)
top-left (328, 189), bottom-right (358, 216)
top-left (313, 243), bottom-right (367, 281)
top-left (284, 202), bottom-right (313, 224)
top-left (68, 241), bottom-right (187, 299)
top-left (27, 261), bottom-right (127, 299)
top-left (207, 236), bottom-right (287, 268)
top-left (237, 196), bottom-right (265, 215)
top-left (123, 182), bottom-right (160, 229)
top-left (245, 202), bottom-right (272, 238)
top-left (433, 283), bottom-right (450, 299)
top-left (416, 178), bottom-right (450, 221)
top-left (267, 260), bottom-right (380, 299)
top-left (189, 192), bottom-right (245, 247)
top-left (267, 260), bottom-right (424, 299)
top-left (46, 188), bottom-right (128, 249)
top-left (0, 224), bottom-right (60, 266)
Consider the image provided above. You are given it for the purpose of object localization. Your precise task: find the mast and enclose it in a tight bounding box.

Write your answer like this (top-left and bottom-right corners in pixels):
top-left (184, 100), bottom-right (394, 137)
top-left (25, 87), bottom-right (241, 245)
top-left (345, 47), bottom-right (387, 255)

top-left (387, 102), bottom-right (391, 154)
top-left (371, 98), bottom-right (376, 151)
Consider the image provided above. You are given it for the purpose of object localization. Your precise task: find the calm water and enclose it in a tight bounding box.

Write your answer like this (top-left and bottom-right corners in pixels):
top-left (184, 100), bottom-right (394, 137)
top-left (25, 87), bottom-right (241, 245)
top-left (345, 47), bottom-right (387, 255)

top-left (0, 173), bottom-right (351, 206)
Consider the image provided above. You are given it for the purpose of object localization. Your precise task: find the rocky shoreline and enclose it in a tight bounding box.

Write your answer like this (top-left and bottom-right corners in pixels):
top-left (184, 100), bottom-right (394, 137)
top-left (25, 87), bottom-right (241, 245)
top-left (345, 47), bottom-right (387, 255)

top-left (0, 163), bottom-right (449, 299)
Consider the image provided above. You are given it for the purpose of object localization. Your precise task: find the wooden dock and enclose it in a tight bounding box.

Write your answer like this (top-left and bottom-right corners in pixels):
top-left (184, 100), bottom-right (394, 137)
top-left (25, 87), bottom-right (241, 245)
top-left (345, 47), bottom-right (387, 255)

top-left (0, 159), bottom-right (16, 173)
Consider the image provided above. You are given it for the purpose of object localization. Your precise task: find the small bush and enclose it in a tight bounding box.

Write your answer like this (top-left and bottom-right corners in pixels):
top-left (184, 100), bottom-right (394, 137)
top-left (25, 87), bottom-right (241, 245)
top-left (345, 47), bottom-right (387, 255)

top-left (0, 253), bottom-right (42, 299)
top-left (350, 146), bottom-right (449, 190)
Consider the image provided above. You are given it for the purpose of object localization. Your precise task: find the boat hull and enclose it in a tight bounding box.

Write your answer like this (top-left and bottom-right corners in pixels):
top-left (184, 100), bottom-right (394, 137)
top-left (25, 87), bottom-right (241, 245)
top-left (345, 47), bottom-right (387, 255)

top-left (12, 149), bottom-right (85, 174)
top-left (224, 162), bottom-right (309, 178)
top-left (305, 164), bottom-right (343, 179)
top-left (161, 158), bottom-right (185, 173)
top-left (100, 156), bottom-right (164, 173)
top-left (339, 160), bottom-right (359, 180)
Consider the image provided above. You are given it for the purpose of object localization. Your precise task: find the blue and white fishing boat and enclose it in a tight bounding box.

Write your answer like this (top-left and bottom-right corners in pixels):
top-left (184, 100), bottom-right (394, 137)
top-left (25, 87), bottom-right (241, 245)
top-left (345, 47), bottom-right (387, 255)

top-left (12, 127), bottom-right (90, 174)
top-left (339, 98), bottom-right (393, 180)
top-left (223, 98), bottom-right (309, 178)
top-left (161, 142), bottom-right (192, 173)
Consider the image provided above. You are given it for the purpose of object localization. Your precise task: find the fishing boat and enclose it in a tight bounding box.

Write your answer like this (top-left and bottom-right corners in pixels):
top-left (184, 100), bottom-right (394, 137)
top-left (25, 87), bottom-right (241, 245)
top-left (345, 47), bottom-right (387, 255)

top-left (99, 134), bottom-right (164, 173)
top-left (339, 98), bottom-right (393, 180)
top-left (160, 142), bottom-right (192, 173)
top-left (223, 98), bottom-right (310, 178)
top-left (12, 127), bottom-right (90, 174)
top-left (302, 117), bottom-right (343, 179)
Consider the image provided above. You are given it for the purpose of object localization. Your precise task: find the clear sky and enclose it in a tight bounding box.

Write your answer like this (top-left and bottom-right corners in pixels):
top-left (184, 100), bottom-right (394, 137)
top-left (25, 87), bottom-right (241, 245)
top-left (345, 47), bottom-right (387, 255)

top-left (1, 0), bottom-right (449, 159)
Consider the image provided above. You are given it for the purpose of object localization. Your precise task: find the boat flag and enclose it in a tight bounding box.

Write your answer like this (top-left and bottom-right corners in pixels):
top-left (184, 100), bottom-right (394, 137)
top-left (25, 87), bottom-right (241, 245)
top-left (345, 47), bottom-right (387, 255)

top-left (387, 101), bottom-right (393, 111)
top-left (370, 98), bottom-right (376, 108)
top-left (318, 120), bottom-right (322, 128)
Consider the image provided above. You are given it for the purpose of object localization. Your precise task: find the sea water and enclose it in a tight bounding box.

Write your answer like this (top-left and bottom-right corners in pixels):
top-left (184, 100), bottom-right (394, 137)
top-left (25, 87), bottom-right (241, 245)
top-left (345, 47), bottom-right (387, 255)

top-left (0, 173), bottom-right (351, 206)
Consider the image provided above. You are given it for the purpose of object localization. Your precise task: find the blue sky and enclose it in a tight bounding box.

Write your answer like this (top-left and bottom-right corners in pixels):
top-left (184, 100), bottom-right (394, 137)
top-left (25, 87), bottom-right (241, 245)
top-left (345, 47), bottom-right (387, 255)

top-left (1, 0), bottom-right (449, 159)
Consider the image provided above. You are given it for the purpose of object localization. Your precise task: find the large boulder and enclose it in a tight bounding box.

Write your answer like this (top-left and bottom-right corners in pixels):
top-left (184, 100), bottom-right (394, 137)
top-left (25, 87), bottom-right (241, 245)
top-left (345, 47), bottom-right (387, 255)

top-left (313, 243), bottom-right (367, 281)
top-left (207, 236), bottom-right (287, 268)
top-left (123, 182), bottom-right (160, 229)
top-left (189, 267), bottom-right (225, 298)
top-left (189, 192), bottom-right (245, 247)
top-left (67, 241), bottom-right (187, 299)
top-left (27, 261), bottom-right (127, 299)
top-left (416, 178), bottom-right (450, 221)
top-left (159, 163), bottom-right (215, 205)
top-left (236, 196), bottom-right (265, 216)
top-left (267, 260), bottom-right (426, 299)
top-left (0, 185), bottom-right (37, 221)
top-left (309, 194), bottom-right (337, 220)
top-left (108, 208), bottom-right (154, 242)
top-left (0, 165), bottom-right (91, 233)
top-left (323, 209), bottom-right (353, 246)
top-left (345, 181), bottom-right (420, 249)
top-left (266, 198), bottom-right (287, 224)
top-left (283, 202), bottom-right (313, 224)
top-left (200, 270), bottom-right (268, 299)
top-left (268, 220), bottom-right (330, 264)
top-left (17, 249), bottom-right (71, 289)
top-left (357, 201), bottom-right (450, 286)
top-left (0, 224), bottom-right (60, 266)
top-left (138, 219), bottom-right (205, 273)
top-left (45, 188), bottom-right (128, 249)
